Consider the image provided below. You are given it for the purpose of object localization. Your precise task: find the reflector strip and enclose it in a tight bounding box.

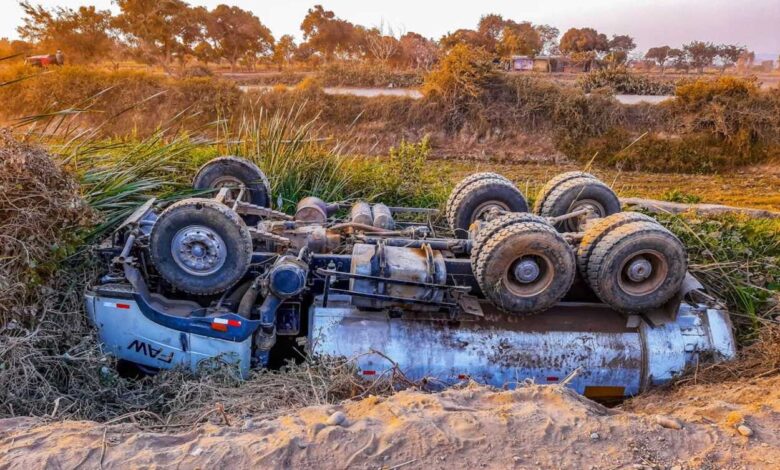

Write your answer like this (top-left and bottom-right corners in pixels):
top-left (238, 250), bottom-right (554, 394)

top-left (103, 302), bottom-right (131, 309)
top-left (211, 317), bottom-right (241, 332)
top-left (362, 370), bottom-right (376, 376)
top-left (546, 376), bottom-right (559, 382)
top-left (458, 374), bottom-right (468, 380)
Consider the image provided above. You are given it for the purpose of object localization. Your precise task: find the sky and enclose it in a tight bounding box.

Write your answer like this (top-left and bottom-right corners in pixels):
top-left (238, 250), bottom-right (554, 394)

top-left (2, 0), bottom-right (779, 56)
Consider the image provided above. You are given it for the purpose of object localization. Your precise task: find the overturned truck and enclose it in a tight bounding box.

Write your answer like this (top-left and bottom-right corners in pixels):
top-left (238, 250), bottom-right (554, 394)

top-left (86, 157), bottom-right (736, 400)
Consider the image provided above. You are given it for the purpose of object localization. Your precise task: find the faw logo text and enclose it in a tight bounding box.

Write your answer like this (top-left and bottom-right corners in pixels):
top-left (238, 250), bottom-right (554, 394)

top-left (127, 340), bottom-right (174, 364)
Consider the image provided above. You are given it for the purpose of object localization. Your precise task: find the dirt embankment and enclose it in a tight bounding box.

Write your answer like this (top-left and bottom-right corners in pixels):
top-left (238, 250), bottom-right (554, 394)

top-left (2, 377), bottom-right (778, 469)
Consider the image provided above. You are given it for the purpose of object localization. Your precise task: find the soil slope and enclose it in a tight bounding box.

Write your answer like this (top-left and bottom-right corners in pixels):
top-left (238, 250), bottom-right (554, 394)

top-left (2, 377), bottom-right (779, 469)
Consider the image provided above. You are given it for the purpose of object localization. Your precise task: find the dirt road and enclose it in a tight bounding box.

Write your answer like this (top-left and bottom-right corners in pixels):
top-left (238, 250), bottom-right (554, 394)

top-left (2, 376), bottom-right (778, 469)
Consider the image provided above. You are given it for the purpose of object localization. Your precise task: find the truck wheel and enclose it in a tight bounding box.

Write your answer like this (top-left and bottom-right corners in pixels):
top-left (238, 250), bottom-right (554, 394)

top-left (474, 221), bottom-right (575, 315)
top-left (193, 156), bottom-right (271, 208)
top-left (447, 177), bottom-right (528, 238)
top-left (470, 212), bottom-right (549, 274)
top-left (445, 172), bottom-right (511, 232)
top-left (536, 176), bottom-right (621, 233)
top-left (584, 221), bottom-right (687, 313)
top-left (576, 212), bottom-right (657, 276)
top-left (150, 198), bottom-right (253, 295)
top-left (533, 171), bottom-right (598, 214)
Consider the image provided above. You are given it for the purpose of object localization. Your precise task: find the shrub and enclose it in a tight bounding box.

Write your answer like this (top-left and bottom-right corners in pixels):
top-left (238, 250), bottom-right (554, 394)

top-left (0, 65), bottom-right (242, 135)
top-left (422, 44), bottom-right (500, 130)
top-left (578, 68), bottom-right (676, 95)
top-left (318, 62), bottom-right (424, 88)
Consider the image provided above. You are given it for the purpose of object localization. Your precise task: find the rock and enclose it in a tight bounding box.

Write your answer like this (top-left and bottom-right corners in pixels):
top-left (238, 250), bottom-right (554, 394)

top-left (590, 432), bottom-right (600, 440)
top-left (512, 456), bottom-right (521, 462)
top-left (326, 411), bottom-right (346, 426)
top-left (670, 466), bottom-right (682, 470)
top-left (737, 425), bottom-right (753, 437)
top-left (655, 415), bottom-right (683, 430)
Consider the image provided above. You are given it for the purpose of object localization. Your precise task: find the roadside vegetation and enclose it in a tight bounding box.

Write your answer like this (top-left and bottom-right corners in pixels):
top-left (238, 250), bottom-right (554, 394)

top-left (1, 99), bottom-right (778, 425)
top-left (1, 0), bottom-right (778, 430)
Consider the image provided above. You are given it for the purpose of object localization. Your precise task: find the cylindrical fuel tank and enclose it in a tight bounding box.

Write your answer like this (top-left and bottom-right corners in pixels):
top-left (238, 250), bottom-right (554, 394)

top-left (372, 203), bottom-right (394, 230)
top-left (309, 296), bottom-right (736, 399)
top-left (350, 202), bottom-right (374, 226)
top-left (349, 243), bottom-right (447, 309)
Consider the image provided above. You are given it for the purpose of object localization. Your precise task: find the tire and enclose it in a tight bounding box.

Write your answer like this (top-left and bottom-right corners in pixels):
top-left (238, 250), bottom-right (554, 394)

top-left (150, 198), bottom-right (253, 295)
top-left (537, 176), bottom-right (621, 233)
top-left (445, 172), bottom-right (511, 231)
top-left (474, 221), bottom-right (576, 315)
top-left (448, 177), bottom-right (529, 238)
top-left (533, 171), bottom-right (597, 214)
top-left (584, 220), bottom-right (687, 313)
top-left (576, 212), bottom-right (657, 277)
top-left (470, 212), bottom-right (549, 274)
top-left (193, 156), bottom-right (271, 208)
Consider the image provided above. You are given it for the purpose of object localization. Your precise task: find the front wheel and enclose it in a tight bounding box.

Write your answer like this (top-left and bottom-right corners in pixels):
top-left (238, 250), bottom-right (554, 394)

top-left (150, 198), bottom-right (253, 295)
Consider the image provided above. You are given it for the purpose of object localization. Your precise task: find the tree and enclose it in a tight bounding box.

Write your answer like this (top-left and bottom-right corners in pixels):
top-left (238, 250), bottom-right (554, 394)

top-left (114, 0), bottom-right (203, 68)
top-left (300, 5), bottom-right (361, 60)
top-left (193, 41), bottom-right (218, 66)
top-left (559, 27), bottom-right (609, 54)
top-left (398, 32), bottom-right (439, 69)
top-left (205, 5), bottom-right (274, 72)
top-left (365, 22), bottom-right (401, 63)
top-left (668, 48), bottom-right (689, 72)
top-left (17, 1), bottom-right (116, 63)
top-left (535, 24), bottom-right (560, 55)
top-left (717, 44), bottom-right (746, 72)
top-left (645, 46), bottom-right (671, 73)
top-left (683, 41), bottom-right (718, 73)
top-left (605, 34), bottom-right (635, 65)
top-left (272, 34), bottom-right (296, 69)
top-left (560, 27), bottom-right (608, 70)
top-left (477, 14), bottom-right (505, 42)
top-left (440, 28), bottom-right (492, 52)
top-left (497, 22), bottom-right (542, 58)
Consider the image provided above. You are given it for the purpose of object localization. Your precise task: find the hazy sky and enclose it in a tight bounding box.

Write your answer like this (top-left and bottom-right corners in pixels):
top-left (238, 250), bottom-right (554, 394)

top-left (2, 0), bottom-right (779, 55)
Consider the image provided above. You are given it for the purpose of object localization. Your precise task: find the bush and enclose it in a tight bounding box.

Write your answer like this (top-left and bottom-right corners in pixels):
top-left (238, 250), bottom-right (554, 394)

top-left (671, 77), bottom-right (780, 164)
top-left (422, 44), bottom-right (501, 130)
top-left (0, 65), bottom-right (242, 135)
top-left (318, 62), bottom-right (424, 88)
top-left (578, 68), bottom-right (676, 95)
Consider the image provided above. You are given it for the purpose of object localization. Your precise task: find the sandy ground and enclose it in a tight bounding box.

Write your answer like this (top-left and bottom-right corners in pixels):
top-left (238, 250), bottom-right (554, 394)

top-left (2, 376), bottom-right (778, 469)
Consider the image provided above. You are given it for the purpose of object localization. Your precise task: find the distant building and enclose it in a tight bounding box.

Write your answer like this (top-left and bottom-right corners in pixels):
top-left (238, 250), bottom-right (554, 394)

top-left (532, 56), bottom-right (566, 73)
top-left (510, 55), bottom-right (567, 73)
top-left (510, 55), bottom-right (534, 71)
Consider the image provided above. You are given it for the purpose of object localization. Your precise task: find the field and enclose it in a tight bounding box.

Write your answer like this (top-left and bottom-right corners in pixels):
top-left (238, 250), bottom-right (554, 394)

top-left (1, 59), bottom-right (779, 469)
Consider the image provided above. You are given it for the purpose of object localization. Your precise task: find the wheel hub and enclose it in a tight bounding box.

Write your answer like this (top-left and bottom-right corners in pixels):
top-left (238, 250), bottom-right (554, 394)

top-left (471, 201), bottom-right (510, 223)
top-left (626, 257), bottom-right (652, 282)
top-left (211, 176), bottom-right (249, 202)
top-left (513, 258), bottom-right (541, 284)
top-left (568, 199), bottom-right (606, 231)
top-left (171, 225), bottom-right (227, 276)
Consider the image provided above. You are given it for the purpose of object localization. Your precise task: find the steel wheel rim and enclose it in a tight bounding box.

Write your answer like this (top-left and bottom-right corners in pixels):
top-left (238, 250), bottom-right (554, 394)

top-left (171, 225), bottom-right (227, 276)
top-left (503, 254), bottom-right (554, 297)
top-left (617, 249), bottom-right (668, 296)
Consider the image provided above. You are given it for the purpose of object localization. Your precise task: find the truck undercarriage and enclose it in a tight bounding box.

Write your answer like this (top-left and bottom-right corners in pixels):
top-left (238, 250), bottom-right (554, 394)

top-left (86, 156), bottom-right (736, 400)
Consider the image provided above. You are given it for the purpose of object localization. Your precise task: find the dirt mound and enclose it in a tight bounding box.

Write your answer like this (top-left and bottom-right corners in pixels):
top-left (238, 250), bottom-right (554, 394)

top-left (2, 378), bottom-right (778, 469)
